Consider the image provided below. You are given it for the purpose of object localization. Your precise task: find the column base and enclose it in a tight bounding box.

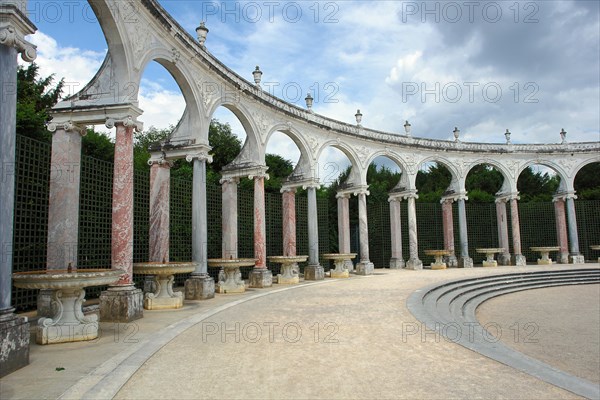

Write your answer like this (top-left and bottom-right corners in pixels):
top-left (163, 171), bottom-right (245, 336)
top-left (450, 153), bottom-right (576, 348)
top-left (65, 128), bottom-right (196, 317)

top-left (557, 252), bottom-right (569, 264)
top-left (513, 254), bottom-right (526, 266)
top-left (0, 311), bottom-right (29, 378)
top-left (389, 258), bottom-right (405, 269)
top-left (185, 275), bottom-right (215, 300)
top-left (569, 254), bottom-right (585, 264)
top-left (459, 257), bottom-right (473, 268)
top-left (249, 268), bottom-right (273, 288)
top-left (406, 258), bottom-right (423, 270)
top-left (444, 254), bottom-right (459, 268)
top-left (99, 285), bottom-right (143, 323)
top-left (304, 265), bottom-right (324, 281)
top-left (498, 253), bottom-right (512, 266)
top-left (36, 289), bottom-right (55, 318)
top-left (355, 261), bottom-right (374, 275)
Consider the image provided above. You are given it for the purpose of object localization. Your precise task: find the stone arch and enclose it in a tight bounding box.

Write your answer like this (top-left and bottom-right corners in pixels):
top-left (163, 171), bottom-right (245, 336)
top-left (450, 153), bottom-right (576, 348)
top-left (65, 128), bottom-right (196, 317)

top-left (518, 160), bottom-right (569, 192)
top-left (316, 140), bottom-right (363, 186)
top-left (363, 150), bottom-right (410, 190)
top-left (416, 156), bottom-right (462, 193)
top-left (465, 159), bottom-right (515, 195)
top-left (264, 124), bottom-right (314, 180)
top-left (572, 157), bottom-right (600, 187)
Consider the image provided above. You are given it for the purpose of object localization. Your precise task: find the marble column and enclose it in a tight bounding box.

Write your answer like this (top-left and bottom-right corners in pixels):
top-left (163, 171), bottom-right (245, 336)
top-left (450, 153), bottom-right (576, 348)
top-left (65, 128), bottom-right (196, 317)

top-left (336, 192), bottom-right (353, 271)
top-left (553, 196), bottom-right (570, 264)
top-left (220, 177), bottom-right (239, 258)
top-left (305, 185), bottom-right (324, 280)
top-left (565, 194), bottom-right (585, 264)
top-left (495, 198), bottom-right (511, 265)
top-left (388, 198), bottom-right (405, 269)
top-left (38, 122), bottom-right (85, 317)
top-left (249, 174), bottom-right (272, 287)
top-left (185, 155), bottom-right (215, 299)
top-left (281, 188), bottom-right (297, 256)
top-left (457, 196), bottom-right (473, 268)
top-left (356, 190), bottom-right (374, 275)
top-left (0, 3), bottom-right (36, 376)
top-left (441, 197), bottom-right (458, 267)
top-left (405, 194), bottom-right (423, 270)
top-left (99, 118), bottom-right (143, 323)
top-left (144, 157), bottom-right (171, 293)
top-left (509, 196), bottom-right (526, 266)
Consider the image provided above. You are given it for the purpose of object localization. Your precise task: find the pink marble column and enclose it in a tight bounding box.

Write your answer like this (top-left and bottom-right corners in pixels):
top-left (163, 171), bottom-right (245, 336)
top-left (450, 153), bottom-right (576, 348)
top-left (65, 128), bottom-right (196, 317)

top-left (495, 198), bottom-right (511, 265)
top-left (336, 193), bottom-right (351, 254)
top-left (249, 173), bottom-right (272, 288)
top-left (149, 159), bottom-right (171, 262)
top-left (441, 197), bottom-right (458, 267)
top-left (281, 188), bottom-right (297, 256)
top-left (111, 122), bottom-right (135, 285)
top-left (510, 197), bottom-right (526, 266)
top-left (221, 177), bottom-right (239, 258)
top-left (553, 197), bottom-right (569, 264)
top-left (253, 176), bottom-right (267, 269)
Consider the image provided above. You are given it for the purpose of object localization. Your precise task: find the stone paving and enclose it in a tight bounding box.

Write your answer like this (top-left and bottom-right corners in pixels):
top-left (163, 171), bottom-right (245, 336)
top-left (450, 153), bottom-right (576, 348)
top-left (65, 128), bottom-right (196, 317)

top-left (1, 265), bottom-right (598, 399)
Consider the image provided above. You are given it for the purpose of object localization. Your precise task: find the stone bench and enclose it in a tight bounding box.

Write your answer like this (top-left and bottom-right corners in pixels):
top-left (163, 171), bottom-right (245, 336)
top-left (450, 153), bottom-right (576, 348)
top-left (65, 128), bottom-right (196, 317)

top-left (530, 246), bottom-right (561, 265)
top-left (476, 248), bottom-right (504, 267)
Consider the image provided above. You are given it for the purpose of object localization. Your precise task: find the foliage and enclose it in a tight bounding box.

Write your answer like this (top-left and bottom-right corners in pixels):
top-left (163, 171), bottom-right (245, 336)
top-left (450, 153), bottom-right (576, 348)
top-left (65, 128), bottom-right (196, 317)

top-left (16, 63), bottom-right (64, 142)
top-left (574, 162), bottom-right (600, 200)
top-left (517, 167), bottom-right (560, 202)
top-left (82, 129), bottom-right (114, 162)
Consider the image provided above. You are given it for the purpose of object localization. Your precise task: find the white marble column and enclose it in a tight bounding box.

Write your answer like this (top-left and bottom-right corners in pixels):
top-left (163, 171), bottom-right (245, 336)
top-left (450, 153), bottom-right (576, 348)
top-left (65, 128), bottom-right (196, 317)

top-left (495, 197), bottom-right (511, 265)
top-left (509, 195), bottom-right (526, 266)
top-left (388, 197), bottom-right (404, 269)
top-left (565, 193), bottom-right (585, 264)
top-left (552, 196), bottom-right (570, 264)
top-left (38, 122), bottom-right (85, 317)
top-left (185, 152), bottom-right (215, 299)
top-left (356, 189), bottom-right (374, 275)
top-left (148, 156), bottom-right (171, 263)
top-left (0, 2), bottom-right (36, 376)
top-left (405, 193), bottom-right (423, 270)
top-left (457, 195), bottom-right (473, 268)
top-left (304, 184), bottom-right (324, 280)
top-left (249, 172), bottom-right (273, 287)
top-left (440, 197), bottom-right (458, 267)
top-left (220, 177), bottom-right (239, 258)
top-left (336, 192), bottom-right (353, 271)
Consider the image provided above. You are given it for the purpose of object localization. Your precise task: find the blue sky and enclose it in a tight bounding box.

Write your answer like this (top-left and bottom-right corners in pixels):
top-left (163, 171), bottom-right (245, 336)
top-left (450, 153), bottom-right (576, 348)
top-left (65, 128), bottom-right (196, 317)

top-left (23, 0), bottom-right (600, 181)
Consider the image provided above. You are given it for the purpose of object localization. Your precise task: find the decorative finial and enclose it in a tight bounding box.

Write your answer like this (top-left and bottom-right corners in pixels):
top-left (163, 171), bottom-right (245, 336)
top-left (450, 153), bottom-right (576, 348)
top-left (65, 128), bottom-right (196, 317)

top-left (355, 109), bottom-right (363, 126)
top-left (305, 93), bottom-right (314, 111)
top-left (404, 120), bottom-right (412, 137)
top-left (453, 127), bottom-right (460, 142)
top-left (560, 128), bottom-right (567, 144)
top-left (505, 129), bottom-right (511, 144)
top-left (253, 66), bottom-right (263, 87)
top-left (196, 22), bottom-right (209, 46)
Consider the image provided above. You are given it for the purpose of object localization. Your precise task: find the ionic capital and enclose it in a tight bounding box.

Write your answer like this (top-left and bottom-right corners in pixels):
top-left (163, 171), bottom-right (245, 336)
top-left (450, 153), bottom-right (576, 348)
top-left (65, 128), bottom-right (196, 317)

top-left (0, 5), bottom-right (37, 62)
top-left (105, 116), bottom-right (143, 132)
top-left (185, 151), bottom-right (213, 164)
top-left (219, 176), bottom-right (240, 185)
top-left (336, 192), bottom-right (351, 199)
top-left (553, 191), bottom-right (577, 202)
top-left (47, 121), bottom-right (87, 136)
top-left (147, 153), bottom-right (173, 168)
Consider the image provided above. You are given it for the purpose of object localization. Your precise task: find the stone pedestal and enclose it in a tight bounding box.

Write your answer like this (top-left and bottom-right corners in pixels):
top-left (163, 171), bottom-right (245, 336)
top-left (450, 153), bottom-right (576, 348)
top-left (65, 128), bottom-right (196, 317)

top-left (330, 260), bottom-right (350, 278)
top-left (569, 255), bottom-right (585, 264)
top-left (185, 275), bottom-right (215, 300)
top-left (444, 254), bottom-right (459, 268)
top-left (143, 275), bottom-right (184, 310)
top-left (99, 286), bottom-right (143, 323)
top-left (0, 312), bottom-right (29, 378)
top-left (513, 254), bottom-right (526, 267)
top-left (406, 258), bottom-right (423, 270)
top-left (143, 276), bottom-right (157, 294)
top-left (356, 261), bottom-right (374, 275)
top-left (249, 268), bottom-right (273, 288)
top-left (459, 257), bottom-right (474, 268)
top-left (389, 258), bottom-right (405, 269)
top-left (278, 263), bottom-right (300, 284)
top-left (498, 253), bottom-right (511, 266)
top-left (304, 265), bottom-right (324, 280)
top-left (36, 289), bottom-right (56, 318)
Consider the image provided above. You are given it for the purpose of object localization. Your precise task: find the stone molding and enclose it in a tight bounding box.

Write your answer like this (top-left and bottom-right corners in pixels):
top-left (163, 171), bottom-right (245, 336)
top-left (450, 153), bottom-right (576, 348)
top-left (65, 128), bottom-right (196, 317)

top-left (147, 153), bottom-right (173, 167)
top-left (553, 191), bottom-right (578, 201)
top-left (105, 116), bottom-right (143, 132)
top-left (47, 121), bottom-right (87, 136)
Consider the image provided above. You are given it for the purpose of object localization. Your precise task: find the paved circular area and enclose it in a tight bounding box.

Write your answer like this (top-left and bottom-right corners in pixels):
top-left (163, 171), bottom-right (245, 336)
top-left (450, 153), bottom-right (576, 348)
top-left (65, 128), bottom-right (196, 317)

top-left (477, 284), bottom-right (600, 384)
top-left (115, 269), bottom-right (587, 399)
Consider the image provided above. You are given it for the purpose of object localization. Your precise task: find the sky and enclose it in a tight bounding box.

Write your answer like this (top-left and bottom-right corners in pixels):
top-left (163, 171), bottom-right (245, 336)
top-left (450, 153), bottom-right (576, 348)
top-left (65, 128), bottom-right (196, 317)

top-left (21, 0), bottom-right (600, 183)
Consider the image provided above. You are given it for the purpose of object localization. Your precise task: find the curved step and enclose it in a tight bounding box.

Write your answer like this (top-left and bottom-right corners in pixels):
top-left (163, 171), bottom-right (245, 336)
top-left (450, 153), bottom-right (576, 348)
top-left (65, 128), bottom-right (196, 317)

top-left (407, 268), bottom-right (600, 399)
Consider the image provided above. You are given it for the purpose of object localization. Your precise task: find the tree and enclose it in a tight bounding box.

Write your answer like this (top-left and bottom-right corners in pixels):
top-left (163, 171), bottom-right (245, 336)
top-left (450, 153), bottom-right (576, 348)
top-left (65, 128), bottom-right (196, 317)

top-left (16, 63), bottom-right (64, 142)
top-left (574, 162), bottom-right (600, 200)
top-left (82, 129), bottom-right (114, 162)
top-left (517, 167), bottom-right (560, 202)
